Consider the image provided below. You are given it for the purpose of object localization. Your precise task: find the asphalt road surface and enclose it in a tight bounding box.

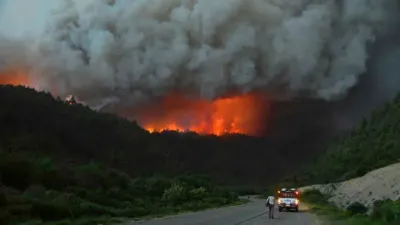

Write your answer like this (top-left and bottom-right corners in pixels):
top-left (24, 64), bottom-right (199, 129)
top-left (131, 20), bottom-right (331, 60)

top-left (127, 197), bottom-right (318, 225)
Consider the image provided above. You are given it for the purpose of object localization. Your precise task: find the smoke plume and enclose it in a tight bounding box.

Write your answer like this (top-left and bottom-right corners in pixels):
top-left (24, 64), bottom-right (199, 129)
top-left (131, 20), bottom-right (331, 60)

top-left (1, 0), bottom-right (399, 108)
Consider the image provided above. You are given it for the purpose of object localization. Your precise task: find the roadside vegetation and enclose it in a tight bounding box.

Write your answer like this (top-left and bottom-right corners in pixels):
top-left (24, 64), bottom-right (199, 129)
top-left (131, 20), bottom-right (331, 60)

top-left (302, 190), bottom-right (400, 225)
top-left (0, 150), bottom-right (240, 225)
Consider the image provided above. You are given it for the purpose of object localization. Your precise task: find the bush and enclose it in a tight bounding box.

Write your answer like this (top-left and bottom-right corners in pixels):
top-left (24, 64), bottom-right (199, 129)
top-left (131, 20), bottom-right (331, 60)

top-left (346, 202), bottom-right (368, 215)
top-left (371, 199), bottom-right (400, 223)
top-left (162, 184), bottom-right (187, 205)
top-left (189, 187), bottom-right (207, 200)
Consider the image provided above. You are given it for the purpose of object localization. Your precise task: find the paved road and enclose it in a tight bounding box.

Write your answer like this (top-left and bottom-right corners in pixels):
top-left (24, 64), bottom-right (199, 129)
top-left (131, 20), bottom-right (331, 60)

top-left (127, 197), bottom-right (317, 225)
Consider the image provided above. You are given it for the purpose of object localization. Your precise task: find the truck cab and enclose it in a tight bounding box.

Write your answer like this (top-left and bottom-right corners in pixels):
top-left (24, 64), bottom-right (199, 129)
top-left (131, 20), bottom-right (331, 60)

top-left (277, 188), bottom-right (300, 212)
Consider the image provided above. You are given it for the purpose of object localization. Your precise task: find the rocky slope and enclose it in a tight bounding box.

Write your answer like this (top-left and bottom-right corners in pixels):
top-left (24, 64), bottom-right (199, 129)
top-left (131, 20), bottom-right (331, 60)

top-left (300, 162), bottom-right (400, 212)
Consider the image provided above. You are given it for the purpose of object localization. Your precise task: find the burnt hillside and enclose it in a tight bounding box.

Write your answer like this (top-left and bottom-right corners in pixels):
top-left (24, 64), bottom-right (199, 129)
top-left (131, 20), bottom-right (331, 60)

top-left (0, 85), bottom-right (304, 185)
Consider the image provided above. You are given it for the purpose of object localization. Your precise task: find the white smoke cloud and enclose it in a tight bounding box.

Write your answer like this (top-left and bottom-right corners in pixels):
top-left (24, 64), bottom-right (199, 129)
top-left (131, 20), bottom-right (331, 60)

top-left (0, 0), bottom-right (399, 107)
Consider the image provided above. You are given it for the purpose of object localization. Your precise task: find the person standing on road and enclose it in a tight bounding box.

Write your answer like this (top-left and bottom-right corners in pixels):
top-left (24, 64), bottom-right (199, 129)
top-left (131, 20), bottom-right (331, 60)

top-left (265, 195), bottom-right (275, 219)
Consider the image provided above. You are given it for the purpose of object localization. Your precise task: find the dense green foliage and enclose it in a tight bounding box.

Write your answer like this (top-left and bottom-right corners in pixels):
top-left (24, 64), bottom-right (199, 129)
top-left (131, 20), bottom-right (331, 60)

top-left (0, 150), bottom-right (239, 225)
top-left (293, 95), bottom-right (400, 185)
top-left (0, 85), bottom-right (295, 186)
top-left (302, 190), bottom-right (400, 225)
top-left (371, 199), bottom-right (400, 223)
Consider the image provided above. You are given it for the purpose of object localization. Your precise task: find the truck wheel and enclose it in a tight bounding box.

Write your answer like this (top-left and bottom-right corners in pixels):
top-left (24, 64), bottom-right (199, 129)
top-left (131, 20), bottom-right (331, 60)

top-left (295, 207), bottom-right (299, 212)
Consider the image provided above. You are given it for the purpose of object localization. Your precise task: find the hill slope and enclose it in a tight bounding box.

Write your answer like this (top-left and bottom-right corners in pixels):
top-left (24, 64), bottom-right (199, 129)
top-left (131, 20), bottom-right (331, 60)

top-left (292, 96), bottom-right (400, 225)
top-left (295, 94), bottom-right (400, 185)
top-left (0, 85), bottom-right (300, 186)
top-left (0, 85), bottom-right (247, 224)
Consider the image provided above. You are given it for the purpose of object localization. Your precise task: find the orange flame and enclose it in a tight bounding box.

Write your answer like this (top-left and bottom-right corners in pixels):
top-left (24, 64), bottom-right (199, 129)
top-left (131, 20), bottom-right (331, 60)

top-left (0, 71), bottom-right (31, 86)
top-left (0, 71), bottom-right (269, 136)
top-left (129, 93), bottom-right (269, 136)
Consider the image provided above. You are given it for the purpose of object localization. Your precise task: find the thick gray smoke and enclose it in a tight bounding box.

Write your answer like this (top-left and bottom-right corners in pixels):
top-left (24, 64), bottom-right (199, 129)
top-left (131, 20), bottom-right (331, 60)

top-left (1, 0), bottom-right (399, 108)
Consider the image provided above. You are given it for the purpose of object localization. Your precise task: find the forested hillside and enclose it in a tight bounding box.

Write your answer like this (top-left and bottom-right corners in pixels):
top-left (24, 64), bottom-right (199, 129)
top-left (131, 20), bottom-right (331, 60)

top-left (295, 94), bottom-right (400, 185)
top-left (0, 85), bottom-right (301, 186)
top-left (0, 85), bottom-right (245, 225)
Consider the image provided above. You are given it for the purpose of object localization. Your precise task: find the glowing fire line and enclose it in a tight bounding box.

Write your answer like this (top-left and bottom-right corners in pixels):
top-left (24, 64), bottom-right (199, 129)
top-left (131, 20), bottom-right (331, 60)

top-left (131, 93), bottom-right (268, 136)
top-left (1, 72), bottom-right (268, 136)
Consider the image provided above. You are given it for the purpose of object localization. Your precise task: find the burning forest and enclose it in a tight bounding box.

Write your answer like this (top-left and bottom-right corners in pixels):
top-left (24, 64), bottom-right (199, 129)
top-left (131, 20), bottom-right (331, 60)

top-left (0, 71), bottom-right (269, 136)
top-left (118, 92), bottom-right (269, 136)
top-left (1, 0), bottom-right (400, 140)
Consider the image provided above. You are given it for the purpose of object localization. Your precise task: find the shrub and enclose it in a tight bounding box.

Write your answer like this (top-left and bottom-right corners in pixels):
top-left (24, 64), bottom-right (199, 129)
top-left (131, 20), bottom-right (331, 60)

top-left (371, 199), bottom-right (400, 222)
top-left (346, 202), bottom-right (368, 215)
top-left (189, 187), bottom-right (207, 200)
top-left (162, 184), bottom-right (187, 205)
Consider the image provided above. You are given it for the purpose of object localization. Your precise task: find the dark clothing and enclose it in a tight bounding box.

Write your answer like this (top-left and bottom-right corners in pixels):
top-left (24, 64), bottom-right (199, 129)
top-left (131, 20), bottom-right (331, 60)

top-left (268, 204), bottom-right (274, 219)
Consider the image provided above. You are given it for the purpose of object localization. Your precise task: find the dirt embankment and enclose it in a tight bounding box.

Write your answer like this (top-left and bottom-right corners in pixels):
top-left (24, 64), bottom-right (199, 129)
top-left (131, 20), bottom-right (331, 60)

top-left (300, 163), bottom-right (400, 211)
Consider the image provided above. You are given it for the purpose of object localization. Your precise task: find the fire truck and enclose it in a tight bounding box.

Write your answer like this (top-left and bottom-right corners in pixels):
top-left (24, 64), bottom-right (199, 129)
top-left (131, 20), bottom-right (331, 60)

top-left (277, 188), bottom-right (300, 212)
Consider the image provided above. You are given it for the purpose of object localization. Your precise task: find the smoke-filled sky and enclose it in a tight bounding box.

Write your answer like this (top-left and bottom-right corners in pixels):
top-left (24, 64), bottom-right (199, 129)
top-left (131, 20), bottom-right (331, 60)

top-left (0, 0), bottom-right (56, 37)
top-left (0, 0), bottom-right (399, 105)
top-left (0, 0), bottom-right (93, 36)
top-left (1, 0), bottom-right (400, 141)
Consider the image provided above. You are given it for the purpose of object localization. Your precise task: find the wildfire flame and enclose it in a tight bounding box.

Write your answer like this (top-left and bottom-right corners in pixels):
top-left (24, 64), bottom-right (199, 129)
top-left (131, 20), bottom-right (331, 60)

top-left (1, 72), bottom-right (269, 136)
top-left (128, 93), bottom-right (269, 136)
